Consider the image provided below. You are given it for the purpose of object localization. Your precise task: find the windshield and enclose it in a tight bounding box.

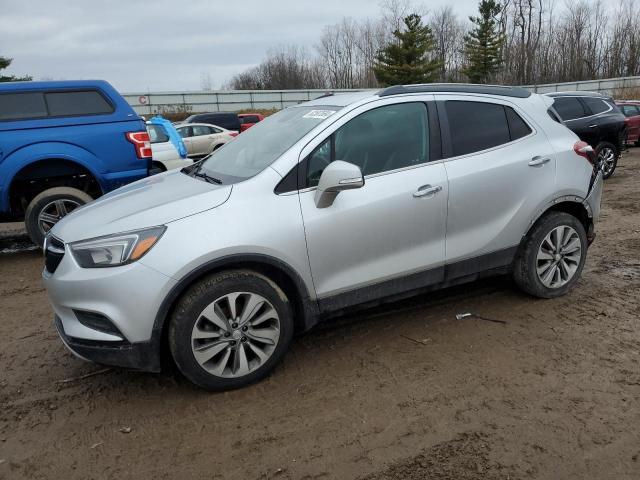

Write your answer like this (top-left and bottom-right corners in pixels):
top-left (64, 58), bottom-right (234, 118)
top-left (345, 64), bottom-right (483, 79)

top-left (195, 106), bottom-right (341, 184)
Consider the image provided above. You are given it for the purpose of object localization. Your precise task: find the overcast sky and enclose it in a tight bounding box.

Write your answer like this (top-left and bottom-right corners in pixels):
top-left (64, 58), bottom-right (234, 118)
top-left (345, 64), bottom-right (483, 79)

top-left (0, 0), bottom-right (478, 93)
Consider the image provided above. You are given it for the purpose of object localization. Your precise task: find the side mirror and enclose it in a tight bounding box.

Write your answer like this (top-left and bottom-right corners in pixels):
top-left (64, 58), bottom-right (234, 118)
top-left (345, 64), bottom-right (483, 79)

top-left (314, 160), bottom-right (364, 208)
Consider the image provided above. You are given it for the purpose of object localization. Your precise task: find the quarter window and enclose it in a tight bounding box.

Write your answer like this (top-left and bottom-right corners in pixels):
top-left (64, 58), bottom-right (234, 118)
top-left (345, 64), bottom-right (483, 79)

top-left (45, 90), bottom-right (113, 116)
top-left (305, 102), bottom-right (429, 187)
top-left (552, 97), bottom-right (587, 121)
top-left (582, 97), bottom-right (609, 115)
top-left (445, 101), bottom-right (511, 156)
top-left (147, 125), bottom-right (169, 144)
top-left (505, 106), bottom-right (532, 140)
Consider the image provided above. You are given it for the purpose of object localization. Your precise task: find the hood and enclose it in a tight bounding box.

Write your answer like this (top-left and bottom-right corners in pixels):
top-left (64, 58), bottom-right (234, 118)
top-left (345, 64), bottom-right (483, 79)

top-left (52, 169), bottom-right (232, 242)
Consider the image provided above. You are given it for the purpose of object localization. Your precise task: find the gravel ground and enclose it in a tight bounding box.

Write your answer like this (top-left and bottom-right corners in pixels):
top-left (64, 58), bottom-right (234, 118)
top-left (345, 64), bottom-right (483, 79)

top-left (1, 151), bottom-right (639, 480)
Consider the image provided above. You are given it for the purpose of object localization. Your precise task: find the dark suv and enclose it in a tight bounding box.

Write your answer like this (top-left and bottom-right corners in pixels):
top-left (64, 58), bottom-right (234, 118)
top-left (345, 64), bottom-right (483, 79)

top-left (546, 92), bottom-right (626, 178)
top-left (182, 112), bottom-right (241, 132)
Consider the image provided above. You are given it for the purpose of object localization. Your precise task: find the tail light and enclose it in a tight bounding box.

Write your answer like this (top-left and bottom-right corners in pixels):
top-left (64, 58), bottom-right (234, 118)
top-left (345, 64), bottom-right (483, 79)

top-left (573, 141), bottom-right (595, 165)
top-left (125, 131), bottom-right (152, 159)
top-left (229, 132), bottom-right (239, 137)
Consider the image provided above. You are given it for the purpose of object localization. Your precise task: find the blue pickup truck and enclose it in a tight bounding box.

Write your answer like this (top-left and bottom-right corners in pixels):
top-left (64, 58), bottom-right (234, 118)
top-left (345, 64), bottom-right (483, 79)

top-left (0, 80), bottom-right (151, 246)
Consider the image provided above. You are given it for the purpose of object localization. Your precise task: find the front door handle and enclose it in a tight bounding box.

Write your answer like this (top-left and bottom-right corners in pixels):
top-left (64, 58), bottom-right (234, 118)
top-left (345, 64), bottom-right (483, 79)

top-left (528, 156), bottom-right (551, 167)
top-left (413, 184), bottom-right (442, 198)
top-left (588, 124), bottom-right (598, 129)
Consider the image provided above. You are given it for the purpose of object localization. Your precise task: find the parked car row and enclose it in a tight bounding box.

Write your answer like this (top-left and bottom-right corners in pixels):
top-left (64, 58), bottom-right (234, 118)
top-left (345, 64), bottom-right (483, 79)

top-left (42, 83), bottom-right (605, 391)
top-left (0, 80), bottom-right (267, 246)
top-left (546, 91), bottom-right (627, 179)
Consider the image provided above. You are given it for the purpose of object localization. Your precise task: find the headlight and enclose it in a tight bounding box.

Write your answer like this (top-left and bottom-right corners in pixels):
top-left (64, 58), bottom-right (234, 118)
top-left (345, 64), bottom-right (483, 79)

top-left (69, 226), bottom-right (166, 268)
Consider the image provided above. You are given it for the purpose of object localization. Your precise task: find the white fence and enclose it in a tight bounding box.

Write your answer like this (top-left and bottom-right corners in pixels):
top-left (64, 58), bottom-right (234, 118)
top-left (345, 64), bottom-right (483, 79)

top-left (123, 89), bottom-right (369, 116)
top-left (124, 75), bottom-right (640, 115)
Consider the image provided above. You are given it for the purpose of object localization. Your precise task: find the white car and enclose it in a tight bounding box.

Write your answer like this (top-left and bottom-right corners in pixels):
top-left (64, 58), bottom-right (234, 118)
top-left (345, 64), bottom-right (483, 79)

top-left (176, 123), bottom-right (238, 157)
top-left (146, 123), bottom-right (193, 171)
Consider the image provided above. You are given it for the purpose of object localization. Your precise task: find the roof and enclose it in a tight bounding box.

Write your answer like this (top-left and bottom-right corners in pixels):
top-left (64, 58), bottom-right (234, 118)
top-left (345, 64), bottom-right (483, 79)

top-left (378, 83), bottom-right (532, 98)
top-left (0, 79), bottom-right (113, 92)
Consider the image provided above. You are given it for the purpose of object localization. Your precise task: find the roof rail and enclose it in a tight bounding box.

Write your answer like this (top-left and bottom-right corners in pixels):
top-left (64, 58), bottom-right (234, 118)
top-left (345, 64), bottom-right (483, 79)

top-left (378, 83), bottom-right (532, 99)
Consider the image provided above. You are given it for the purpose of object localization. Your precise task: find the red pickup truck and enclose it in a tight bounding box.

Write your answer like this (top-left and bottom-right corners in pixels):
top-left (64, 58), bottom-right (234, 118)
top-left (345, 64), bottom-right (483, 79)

top-left (616, 100), bottom-right (640, 146)
top-left (238, 113), bottom-right (264, 132)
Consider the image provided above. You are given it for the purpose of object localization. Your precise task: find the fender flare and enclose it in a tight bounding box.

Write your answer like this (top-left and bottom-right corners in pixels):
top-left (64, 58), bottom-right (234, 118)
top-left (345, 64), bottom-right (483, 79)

top-left (151, 253), bottom-right (319, 345)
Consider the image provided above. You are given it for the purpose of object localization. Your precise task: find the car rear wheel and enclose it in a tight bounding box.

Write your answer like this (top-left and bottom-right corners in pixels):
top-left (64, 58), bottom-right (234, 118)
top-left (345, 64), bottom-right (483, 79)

top-left (596, 142), bottom-right (618, 179)
top-left (24, 187), bottom-right (93, 248)
top-left (513, 212), bottom-right (587, 298)
top-left (169, 270), bottom-right (294, 391)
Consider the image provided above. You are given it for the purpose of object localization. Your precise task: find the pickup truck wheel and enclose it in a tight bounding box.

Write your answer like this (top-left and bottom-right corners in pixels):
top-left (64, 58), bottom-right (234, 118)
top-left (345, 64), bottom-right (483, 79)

top-left (513, 212), bottom-right (587, 299)
top-left (596, 142), bottom-right (618, 179)
top-left (169, 270), bottom-right (294, 391)
top-left (25, 187), bottom-right (93, 248)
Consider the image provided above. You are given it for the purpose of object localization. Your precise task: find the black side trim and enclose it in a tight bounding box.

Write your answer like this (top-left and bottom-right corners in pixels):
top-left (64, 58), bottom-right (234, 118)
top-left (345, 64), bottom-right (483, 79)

top-left (152, 254), bottom-right (317, 339)
top-left (426, 101), bottom-right (442, 161)
top-left (435, 100), bottom-right (453, 158)
top-left (318, 266), bottom-right (445, 313)
top-left (317, 247), bottom-right (518, 316)
top-left (274, 163), bottom-right (299, 194)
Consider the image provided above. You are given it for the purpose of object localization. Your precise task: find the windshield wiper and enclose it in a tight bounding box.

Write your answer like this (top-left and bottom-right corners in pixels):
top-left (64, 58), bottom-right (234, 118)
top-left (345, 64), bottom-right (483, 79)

top-left (181, 163), bottom-right (222, 184)
top-left (193, 171), bottom-right (222, 184)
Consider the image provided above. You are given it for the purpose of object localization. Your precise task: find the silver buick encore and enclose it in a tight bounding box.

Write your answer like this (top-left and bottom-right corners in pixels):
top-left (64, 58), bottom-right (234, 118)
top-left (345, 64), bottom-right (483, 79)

top-left (43, 84), bottom-right (604, 391)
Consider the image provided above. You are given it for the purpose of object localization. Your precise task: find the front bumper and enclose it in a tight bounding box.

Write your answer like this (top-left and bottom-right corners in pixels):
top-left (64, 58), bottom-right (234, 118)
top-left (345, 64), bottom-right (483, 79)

top-left (55, 315), bottom-right (161, 371)
top-left (43, 242), bottom-right (178, 372)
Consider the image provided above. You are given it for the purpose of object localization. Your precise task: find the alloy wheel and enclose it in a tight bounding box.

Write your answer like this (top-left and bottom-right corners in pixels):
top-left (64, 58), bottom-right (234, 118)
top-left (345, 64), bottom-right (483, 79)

top-left (598, 147), bottom-right (616, 177)
top-left (536, 225), bottom-right (582, 289)
top-left (38, 199), bottom-right (81, 235)
top-left (190, 292), bottom-right (281, 378)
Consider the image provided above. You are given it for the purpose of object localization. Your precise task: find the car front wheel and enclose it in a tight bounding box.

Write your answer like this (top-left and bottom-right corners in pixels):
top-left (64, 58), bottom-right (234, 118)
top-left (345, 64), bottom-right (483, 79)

top-left (169, 270), bottom-right (294, 391)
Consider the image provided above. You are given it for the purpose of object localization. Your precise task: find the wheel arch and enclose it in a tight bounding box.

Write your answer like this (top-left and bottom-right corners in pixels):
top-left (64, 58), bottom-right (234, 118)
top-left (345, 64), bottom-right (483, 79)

top-left (7, 157), bottom-right (103, 216)
top-left (517, 199), bottom-right (592, 261)
top-left (153, 254), bottom-right (319, 360)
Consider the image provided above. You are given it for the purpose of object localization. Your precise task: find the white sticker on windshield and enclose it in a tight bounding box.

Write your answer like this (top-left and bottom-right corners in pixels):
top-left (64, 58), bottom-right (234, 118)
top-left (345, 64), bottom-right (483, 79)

top-left (303, 110), bottom-right (336, 120)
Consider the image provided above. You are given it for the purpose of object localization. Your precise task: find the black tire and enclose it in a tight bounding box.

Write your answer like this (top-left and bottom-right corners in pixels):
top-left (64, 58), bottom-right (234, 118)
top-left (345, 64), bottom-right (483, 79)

top-left (152, 161), bottom-right (167, 172)
top-left (513, 212), bottom-right (588, 299)
top-left (169, 270), bottom-right (294, 391)
top-left (596, 141), bottom-right (618, 179)
top-left (24, 187), bottom-right (93, 248)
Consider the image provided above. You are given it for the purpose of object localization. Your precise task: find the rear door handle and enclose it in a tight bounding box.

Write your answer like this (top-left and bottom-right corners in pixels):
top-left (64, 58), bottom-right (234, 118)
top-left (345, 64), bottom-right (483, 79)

top-left (413, 184), bottom-right (442, 198)
top-left (528, 156), bottom-right (551, 167)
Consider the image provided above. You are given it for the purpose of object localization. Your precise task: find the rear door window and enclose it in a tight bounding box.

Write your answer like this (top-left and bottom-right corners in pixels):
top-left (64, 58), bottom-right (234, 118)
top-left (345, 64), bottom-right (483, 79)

top-left (552, 97), bottom-right (588, 121)
top-left (582, 97), bottom-right (610, 115)
top-left (45, 90), bottom-right (113, 116)
top-left (445, 101), bottom-right (511, 156)
top-left (192, 125), bottom-right (212, 136)
top-left (0, 92), bottom-right (47, 120)
top-left (177, 126), bottom-right (192, 138)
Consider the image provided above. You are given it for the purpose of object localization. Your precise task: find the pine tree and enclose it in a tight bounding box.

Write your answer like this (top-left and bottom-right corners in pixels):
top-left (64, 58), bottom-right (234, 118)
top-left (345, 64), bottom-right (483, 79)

top-left (0, 56), bottom-right (32, 82)
top-left (463, 0), bottom-right (505, 84)
top-left (373, 14), bottom-right (441, 86)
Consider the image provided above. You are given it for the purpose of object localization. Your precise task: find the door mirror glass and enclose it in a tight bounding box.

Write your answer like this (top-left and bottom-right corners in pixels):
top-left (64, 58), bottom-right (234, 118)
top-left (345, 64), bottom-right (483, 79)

top-left (314, 160), bottom-right (364, 208)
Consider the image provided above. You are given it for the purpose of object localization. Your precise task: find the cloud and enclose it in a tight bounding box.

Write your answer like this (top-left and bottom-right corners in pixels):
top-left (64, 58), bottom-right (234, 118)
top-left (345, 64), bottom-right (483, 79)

top-left (0, 0), bottom-right (477, 92)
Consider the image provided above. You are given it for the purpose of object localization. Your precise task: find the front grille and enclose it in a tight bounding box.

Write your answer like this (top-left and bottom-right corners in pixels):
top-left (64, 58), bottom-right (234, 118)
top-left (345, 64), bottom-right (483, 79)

top-left (45, 236), bottom-right (65, 274)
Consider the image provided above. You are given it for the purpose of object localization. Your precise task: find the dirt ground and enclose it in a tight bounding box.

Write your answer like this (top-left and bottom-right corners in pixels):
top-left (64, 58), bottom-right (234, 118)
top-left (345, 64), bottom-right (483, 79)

top-left (1, 151), bottom-right (639, 480)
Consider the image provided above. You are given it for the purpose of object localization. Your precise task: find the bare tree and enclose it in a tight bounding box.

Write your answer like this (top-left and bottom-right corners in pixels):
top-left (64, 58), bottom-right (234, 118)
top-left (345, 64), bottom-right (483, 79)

top-left (429, 6), bottom-right (466, 81)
